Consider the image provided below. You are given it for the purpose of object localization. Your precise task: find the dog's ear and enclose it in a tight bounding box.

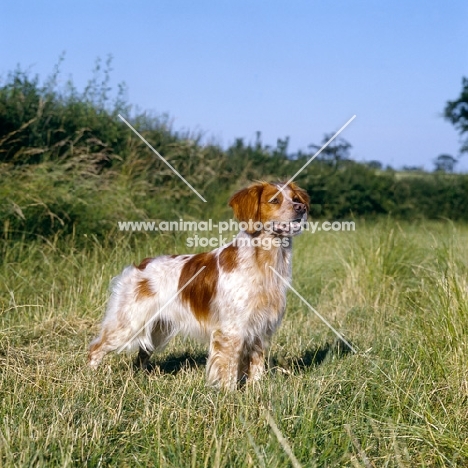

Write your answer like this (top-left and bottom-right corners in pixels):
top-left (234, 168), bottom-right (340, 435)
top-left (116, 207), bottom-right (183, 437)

top-left (289, 182), bottom-right (310, 212)
top-left (229, 183), bottom-right (265, 233)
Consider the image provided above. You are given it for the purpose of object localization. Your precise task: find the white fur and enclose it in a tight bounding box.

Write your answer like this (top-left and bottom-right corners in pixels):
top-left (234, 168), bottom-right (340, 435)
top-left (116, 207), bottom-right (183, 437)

top-left (88, 183), bottom-right (308, 390)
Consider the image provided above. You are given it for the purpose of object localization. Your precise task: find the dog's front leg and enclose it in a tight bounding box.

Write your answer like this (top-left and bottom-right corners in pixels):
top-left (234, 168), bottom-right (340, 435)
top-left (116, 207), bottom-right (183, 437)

top-left (206, 329), bottom-right (243, 391)
top-left (247, 336), bottom-right (266, 382)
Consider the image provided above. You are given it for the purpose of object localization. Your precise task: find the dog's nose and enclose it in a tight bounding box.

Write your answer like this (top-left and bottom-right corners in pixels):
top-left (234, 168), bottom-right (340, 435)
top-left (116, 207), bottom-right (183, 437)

top-left (294, 203), bottom-right (306, 214)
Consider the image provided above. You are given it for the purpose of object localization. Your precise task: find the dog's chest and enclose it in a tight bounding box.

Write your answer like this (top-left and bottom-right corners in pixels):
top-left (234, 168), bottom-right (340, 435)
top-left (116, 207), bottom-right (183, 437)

top-left (217, 261), bottom-right (289, 317)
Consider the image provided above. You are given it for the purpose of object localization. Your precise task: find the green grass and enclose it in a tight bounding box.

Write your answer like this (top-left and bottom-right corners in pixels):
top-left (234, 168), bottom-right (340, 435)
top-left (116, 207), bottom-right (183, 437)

top-left (2, 220), bottom-right (468, 467)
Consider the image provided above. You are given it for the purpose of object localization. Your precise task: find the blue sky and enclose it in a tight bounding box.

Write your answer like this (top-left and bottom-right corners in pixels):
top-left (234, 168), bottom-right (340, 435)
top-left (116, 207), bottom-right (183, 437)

top-left (2, 1), bottom-right (468, 170)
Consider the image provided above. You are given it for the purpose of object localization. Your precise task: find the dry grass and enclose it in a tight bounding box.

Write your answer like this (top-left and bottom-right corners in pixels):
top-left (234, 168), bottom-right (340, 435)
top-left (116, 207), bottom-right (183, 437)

top-left (1, 221), bottom-right (468, 466)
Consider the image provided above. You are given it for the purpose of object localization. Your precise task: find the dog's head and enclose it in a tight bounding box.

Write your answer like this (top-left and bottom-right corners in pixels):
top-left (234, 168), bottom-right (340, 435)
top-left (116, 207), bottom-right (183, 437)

top-left (229, 181), bottom-right (310, 236)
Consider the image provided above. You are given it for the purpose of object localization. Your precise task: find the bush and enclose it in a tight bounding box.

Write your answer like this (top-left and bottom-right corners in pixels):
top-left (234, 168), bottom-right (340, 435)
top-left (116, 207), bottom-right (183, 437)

top-left (1, 62), bottom-right (468, 244)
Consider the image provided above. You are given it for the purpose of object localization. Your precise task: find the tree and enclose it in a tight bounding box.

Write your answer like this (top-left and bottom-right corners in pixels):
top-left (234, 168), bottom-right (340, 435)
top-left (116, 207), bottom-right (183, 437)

top-left (309, 135), bottom-right (352, 163)
top-left (366, 160), bottom-right (383, 170)
top-left (434, 154), bottom-right (458, 173)
top-left (402, 165), bottom-right (423, 172)
top-left (444, 77), bottom-right (468, 153)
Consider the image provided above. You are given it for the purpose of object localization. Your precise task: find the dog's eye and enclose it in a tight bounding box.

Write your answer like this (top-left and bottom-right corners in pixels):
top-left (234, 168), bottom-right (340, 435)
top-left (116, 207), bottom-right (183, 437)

top-left (293, 197), bottom-right (300, 203)
top-left (269, 197), bottom-right (279, 204)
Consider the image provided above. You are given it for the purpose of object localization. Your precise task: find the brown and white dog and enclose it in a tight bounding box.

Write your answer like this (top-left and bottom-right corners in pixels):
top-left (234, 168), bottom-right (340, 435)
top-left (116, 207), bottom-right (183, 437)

top-left (88, 181), bottom-right (309, 390)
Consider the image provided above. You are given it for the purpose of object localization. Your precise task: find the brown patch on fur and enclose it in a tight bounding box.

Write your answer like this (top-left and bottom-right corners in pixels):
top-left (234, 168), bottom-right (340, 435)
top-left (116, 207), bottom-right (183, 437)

top-left (229, 183), bottom-right (265, 233)
top-left (258, 184), bottom-right (284, 224)
top-left (247, 336), bottom-right (265, 380)
top-left (87, 329), bottom-right (109, 364)
top-left (251, 266), bottom-right (275, 310)
top-left (207, 330), bottom-right (243, 388)
top-left (250, 247), bottom-right (288, 314)
top-left (88, 338), bottom-right (102, 359)
top-left (254, 245), bottom-right (277, 268)
top-left (136, 278), bottom-right (153, 300)
top-left (255, 237), bottom-right (290, 260)
top-left (219, 244), bottom-right (239, 273)
top-left (135, 257), bottom-right (153, 270)
top-left (179, 252), bottom-right (218, 322)
top-left (229, 182), bottom-right (310, 234)
top-left (210, 332), bottom-right (243, 355)
top-left (289, 182), bottom-right (310, 211)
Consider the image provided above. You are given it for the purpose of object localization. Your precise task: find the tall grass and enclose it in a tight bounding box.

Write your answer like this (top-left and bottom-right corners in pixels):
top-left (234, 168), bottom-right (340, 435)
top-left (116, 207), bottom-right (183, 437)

top-left (2, 62), bottom-right (468, 465)
top-left (2, 63), bottom-right (468, 251)
top-left (1, 221), bottom-right (468, 466)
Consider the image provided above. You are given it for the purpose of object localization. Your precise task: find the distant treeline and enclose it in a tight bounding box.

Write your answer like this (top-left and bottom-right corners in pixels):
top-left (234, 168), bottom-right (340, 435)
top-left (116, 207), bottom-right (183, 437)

top-left (1, 66), bottom-right (467, 242)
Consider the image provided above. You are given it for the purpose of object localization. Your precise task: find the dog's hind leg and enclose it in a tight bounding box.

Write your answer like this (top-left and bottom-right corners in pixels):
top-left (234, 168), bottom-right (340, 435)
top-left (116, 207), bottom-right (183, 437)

top-left (88, 268), bottom-right (160, 369)
top-left (134, 320), bottom-right (174, 369)
top-left (87, 328), bottom-right (119, 369)
top-left (88, 319), bottom-right (137, 369)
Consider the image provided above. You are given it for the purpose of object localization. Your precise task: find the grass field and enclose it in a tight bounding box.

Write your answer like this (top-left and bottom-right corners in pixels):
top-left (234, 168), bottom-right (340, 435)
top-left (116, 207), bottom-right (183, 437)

top-left (1, 220), bottom-right (468, 467)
